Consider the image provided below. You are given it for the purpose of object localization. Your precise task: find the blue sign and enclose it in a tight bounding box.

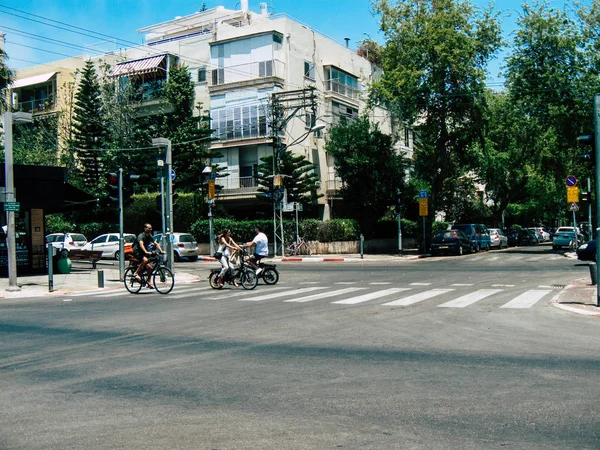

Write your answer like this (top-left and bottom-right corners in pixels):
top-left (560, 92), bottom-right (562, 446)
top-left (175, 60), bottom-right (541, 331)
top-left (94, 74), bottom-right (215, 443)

top-left (419, 190), bottom-right (428, 199)
top-left (566, 175), bottom-right (577, 187)
top-left (171, 169), bottom-right (176, 181)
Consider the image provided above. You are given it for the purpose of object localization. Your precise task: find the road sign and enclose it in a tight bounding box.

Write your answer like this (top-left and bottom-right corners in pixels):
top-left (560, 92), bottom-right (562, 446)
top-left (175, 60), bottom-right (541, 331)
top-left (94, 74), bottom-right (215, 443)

top-left (419, 198), bottom-right (428, 216)
top-left (569, 202), bottom-right (579, 211)
top-left (171, 169), bottom-right (176, 181)
top-left (419, 190), bottom-right (428, 199)
top-left (567, 186), bottom-right (579, 203)
top-left (566, 175), bottom-right (578, 187)
top-left (208, 179), bottom-right (215, 199)
top-left (3, 202), bottom-right (20, 212)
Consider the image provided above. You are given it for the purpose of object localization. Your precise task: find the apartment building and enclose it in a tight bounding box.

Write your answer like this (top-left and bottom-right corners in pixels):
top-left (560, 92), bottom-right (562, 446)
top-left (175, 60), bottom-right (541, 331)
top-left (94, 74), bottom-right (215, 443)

top-left (5, 2), bottom-right (413, 220)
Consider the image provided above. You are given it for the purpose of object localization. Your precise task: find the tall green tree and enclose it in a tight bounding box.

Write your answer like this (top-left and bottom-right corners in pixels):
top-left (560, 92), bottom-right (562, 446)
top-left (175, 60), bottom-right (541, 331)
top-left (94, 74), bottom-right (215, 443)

top-left (371, 0), bottom-right (502, 220)
top-left (71, 59), bottom-right (108, 194)
top-left (324, 115), bottom-right (407, 237)
top-left (0, 48), bottom-right (13, 112)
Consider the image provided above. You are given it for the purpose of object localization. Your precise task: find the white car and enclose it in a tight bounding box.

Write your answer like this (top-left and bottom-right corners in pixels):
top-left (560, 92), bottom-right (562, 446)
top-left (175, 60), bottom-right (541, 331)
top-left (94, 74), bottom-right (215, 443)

top-left (46, 233), bottom-right (87, 256)
top-left (529, 227), bottom-right (550, 242)
top-left (154, 232), bottom-right (198, 262)
top-left (82, 233), bottom-right (136, 259)
top-left (488, 228), bottom-right (508, 249)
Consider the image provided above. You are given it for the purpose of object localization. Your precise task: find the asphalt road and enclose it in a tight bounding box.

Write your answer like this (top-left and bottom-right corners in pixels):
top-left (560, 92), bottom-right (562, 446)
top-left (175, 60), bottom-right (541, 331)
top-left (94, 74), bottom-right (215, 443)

top-left (1, 244), bottom-right (599, 449)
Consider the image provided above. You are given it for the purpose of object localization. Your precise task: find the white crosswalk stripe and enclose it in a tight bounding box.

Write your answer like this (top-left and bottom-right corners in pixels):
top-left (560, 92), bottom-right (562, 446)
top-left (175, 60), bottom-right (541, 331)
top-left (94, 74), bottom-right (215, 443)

top-left (240, 286), bottom-right (326, 302)
top-left (285, 287), bottom-right (367, 303)
top-left (332, 288), bottom-right (411, 305)
top-left (500, 289), bottom-right (552, 309)
top-left (167, 286), bottom-right (214, 299)
top-left (438, 289), bottom-right (503, 308)
top-left (381, 289), bottom-right (454, 306)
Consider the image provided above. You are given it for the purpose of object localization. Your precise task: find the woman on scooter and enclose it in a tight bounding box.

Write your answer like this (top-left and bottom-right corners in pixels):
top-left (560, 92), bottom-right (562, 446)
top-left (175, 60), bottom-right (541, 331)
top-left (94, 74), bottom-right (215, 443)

top-left (216, 229), bottom-right (242, 287)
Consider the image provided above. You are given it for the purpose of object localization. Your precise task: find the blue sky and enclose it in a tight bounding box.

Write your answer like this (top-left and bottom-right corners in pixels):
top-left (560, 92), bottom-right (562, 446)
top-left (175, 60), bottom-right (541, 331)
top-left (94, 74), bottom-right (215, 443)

top-left (0, 0), bottom-right (583, 86)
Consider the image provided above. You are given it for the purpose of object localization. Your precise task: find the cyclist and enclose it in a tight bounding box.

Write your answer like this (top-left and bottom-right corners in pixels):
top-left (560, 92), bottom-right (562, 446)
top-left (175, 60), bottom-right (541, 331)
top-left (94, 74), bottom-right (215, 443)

top-left (243, 226), bottom-right (268, 275)
top-left (133, 223), bottom-right (164, 286)
top-left (216, 229), bottom-right (242, 287)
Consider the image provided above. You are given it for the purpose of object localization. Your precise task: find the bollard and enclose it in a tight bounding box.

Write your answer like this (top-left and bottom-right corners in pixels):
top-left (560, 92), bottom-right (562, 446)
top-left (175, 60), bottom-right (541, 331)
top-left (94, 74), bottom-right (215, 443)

top-left (589, 262), bottom-right (597, 286)
top-left (48, 243), bottom-right (54, 292)
top-left (97, 269), bottom-right (105, 288)
top-left (360, 233), bottom-right (364, 259)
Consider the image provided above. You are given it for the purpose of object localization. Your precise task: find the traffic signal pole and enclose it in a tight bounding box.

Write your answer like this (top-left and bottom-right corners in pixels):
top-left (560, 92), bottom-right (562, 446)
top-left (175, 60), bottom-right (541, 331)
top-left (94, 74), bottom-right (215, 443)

top-left (118, 168), bottom-right (124, 280)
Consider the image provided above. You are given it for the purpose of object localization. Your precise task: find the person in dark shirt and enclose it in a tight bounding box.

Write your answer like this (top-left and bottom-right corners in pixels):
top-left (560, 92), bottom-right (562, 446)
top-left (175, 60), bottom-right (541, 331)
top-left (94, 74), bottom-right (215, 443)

top-left (133, 223), bottom-right (164, 283)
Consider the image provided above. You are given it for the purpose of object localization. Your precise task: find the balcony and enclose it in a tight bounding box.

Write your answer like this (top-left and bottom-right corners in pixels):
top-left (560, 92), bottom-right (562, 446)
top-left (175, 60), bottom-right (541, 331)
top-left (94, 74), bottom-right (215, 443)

top-left (15, 95), bottom-right (56, 114)
top-left (209, 59), bottom-right (285, 93)
top-left (325, 79), bottom-right (361, 102)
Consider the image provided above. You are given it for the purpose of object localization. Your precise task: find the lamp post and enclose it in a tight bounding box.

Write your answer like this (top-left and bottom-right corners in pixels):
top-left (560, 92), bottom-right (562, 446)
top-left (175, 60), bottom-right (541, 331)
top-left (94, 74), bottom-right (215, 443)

top-left (2, 111), bottom-right (32, 291)
top-left (202, 165), bottom-right (215, 255)
top-left (151, 137), bottom-right (173, 272)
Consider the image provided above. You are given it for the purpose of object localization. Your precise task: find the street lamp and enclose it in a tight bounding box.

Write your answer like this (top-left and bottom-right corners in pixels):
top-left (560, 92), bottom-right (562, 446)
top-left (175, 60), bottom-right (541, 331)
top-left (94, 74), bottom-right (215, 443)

top-left (202, 165), bottom-right (216, 255)
top-left (151, 137), bottom-right (174, 272)
top-left (2, 111), bottom-right (32, 291)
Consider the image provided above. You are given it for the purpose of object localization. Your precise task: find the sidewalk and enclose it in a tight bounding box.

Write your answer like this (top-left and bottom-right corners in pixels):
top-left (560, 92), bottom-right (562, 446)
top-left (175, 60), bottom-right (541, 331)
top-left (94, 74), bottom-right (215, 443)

top-left (550, 277), bottom-right (600, 317)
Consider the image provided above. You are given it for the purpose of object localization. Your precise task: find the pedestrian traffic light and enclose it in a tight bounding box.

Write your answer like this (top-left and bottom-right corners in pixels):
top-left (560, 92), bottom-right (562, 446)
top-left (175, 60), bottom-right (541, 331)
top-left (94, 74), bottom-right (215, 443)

top-left (106, 172), bottom-right (119, 206)
top-left (578, 134), bottom-right (595, 163)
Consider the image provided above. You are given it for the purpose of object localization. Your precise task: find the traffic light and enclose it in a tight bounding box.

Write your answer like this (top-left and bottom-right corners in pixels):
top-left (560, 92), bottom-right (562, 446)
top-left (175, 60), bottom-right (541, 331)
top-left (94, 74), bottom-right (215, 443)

top-left (106, 172), bottom-right (119, 206)
top-left (395, 193), bottom-right (402, 213)
top-left (581, 191), bottom-right (590, 202)
top-left (122, 173), bottom-right (140, 206)
top-left (578, 134), bottom-right (595, 163)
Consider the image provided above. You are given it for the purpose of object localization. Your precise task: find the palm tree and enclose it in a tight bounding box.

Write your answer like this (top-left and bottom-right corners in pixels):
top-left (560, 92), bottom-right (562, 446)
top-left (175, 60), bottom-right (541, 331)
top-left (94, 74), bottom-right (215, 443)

top-left (0, 48), bottom-right (14, 112)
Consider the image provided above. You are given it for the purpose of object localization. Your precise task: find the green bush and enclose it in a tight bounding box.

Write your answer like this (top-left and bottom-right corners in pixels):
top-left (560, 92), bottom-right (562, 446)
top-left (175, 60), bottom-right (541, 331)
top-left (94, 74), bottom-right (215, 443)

top-left (432, 221), bottom-right (449, 235)
top-left (78, 222), bottom-right (117, 239)
top-left (317, 219), bottom-right (360, 242)
top-left (45, 214), bottom-right (75, 234)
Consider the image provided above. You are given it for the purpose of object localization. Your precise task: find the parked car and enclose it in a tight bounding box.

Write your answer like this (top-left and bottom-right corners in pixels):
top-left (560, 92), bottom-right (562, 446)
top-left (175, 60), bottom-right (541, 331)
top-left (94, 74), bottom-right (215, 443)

top-left (530, 227), bottom-right (550, 242)
top-left (488, 228), bottom-right (508, 249)
top-left (430, 230), bottom-right (473, 256)
top-left (577, 240), bottom-right (596, 261)
top-left (154, 232), bottom-right (198, 262)
top-left (82, 233), bottom-right (136, 259)
top-left (552, 227), bottom-right (583, 250)
top-left (528, 228), bottom-right (544, 243)
top-left (504, 228), bottom-right (521, 247)
top-left (45, 233), bottom-right (87, 256)
top-left (521, 228), bottom-right (539, 245)
top-left (449, 223), bottom-right (491, 252)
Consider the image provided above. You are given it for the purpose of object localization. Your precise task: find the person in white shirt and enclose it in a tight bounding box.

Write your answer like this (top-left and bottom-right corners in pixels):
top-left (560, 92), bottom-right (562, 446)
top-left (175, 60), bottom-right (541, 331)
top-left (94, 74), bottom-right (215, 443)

top-left (244, 226), bottom-right (269, 275)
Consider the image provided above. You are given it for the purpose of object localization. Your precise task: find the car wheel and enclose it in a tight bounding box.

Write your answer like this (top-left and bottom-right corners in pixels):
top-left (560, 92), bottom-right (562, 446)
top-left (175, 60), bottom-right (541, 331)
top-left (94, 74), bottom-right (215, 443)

top-left (174, 252), bottom-right (181, 262)
top-left (458, 246), bottom-right (463, 256)
top-left (114, 251), bottom-right (119, 261)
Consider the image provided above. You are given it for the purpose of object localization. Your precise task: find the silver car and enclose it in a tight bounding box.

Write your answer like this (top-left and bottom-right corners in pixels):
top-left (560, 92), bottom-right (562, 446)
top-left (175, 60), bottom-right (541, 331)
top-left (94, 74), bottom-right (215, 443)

top-left (488, 228), bottom-right (508, 249)
top-left (82, 233), bottom-right (136, 259)
top-left (155, 232), bottom-right (198, 262)
top-left (46, 233), bottom-right (87, 256)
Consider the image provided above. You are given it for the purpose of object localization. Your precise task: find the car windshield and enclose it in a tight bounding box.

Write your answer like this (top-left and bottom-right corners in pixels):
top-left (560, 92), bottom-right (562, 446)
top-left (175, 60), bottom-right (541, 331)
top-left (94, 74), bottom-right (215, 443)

top-left (46, 235), bottom-right (63, 243)
top-left (71, 234), bottom-right (86, 242)
top-left (178, 234), bottom-right (195, 243)
top-left (452, 225), bottom-right (470, 233)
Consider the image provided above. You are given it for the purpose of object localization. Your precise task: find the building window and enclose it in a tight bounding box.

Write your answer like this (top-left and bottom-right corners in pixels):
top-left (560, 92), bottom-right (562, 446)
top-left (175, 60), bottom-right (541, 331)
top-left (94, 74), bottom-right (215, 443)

top-left (325, 67), bottom-right (360, 100)
top-left (304, 61), bottom-right (315, 79)
top-left (331, 101), bottom-right (358, 125)
top-left (211, 105), bottom-right (270, 140)
top-left (198, 68), bottom-right (207, 83)
top-left (259, 60), bottom-right (273, 77)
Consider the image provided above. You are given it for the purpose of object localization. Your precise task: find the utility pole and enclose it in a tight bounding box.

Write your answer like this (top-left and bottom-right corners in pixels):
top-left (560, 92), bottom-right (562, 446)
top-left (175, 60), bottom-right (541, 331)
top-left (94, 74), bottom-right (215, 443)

top-left (594, 95), bottom-right (600, 306)
top-left (118, 168), bottom-right (124, 280)
top-left (152, 138), bottom-right (174, 272)
top-left (270, 87), bottom-right (318, 256)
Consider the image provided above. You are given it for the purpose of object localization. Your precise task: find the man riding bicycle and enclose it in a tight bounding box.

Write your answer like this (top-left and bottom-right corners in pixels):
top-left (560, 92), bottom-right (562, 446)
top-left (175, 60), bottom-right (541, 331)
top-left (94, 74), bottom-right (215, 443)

top-left (133, 223), bottom-right (165, 286)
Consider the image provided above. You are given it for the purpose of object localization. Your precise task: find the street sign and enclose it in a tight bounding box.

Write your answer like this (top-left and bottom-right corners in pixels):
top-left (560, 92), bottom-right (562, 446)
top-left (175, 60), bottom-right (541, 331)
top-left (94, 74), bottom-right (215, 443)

top-left (419, 198), bottom-right (428, 216)
top-left (3, 202), bottom-right (20, 212)
top-left (171, 169), bottom-right (176, 181)
top-left (567, 186), bottom-right (579, 203)
top-left (419, 190), bottom-right (428, 199)
top-left (566, 175), bottom-right (578, 187)
top-left (208, 179), bottom-right (215, 199)
top-left (569, 202), bottom-right (579, 211)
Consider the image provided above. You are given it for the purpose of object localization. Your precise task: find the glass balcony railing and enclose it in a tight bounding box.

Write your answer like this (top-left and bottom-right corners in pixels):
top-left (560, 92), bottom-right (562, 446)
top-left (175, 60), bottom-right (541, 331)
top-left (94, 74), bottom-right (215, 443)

top-left (16, 95), bottom-right (56, 113)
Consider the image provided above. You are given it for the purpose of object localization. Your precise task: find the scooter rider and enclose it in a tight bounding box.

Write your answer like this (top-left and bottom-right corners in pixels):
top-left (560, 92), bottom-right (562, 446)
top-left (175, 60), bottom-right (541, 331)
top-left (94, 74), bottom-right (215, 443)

top-left (243, 226), bottom-right (268, 275)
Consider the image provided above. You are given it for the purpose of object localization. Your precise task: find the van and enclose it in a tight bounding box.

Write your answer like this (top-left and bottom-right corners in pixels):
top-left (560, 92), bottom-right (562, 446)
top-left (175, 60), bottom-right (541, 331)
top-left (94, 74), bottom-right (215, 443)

top-left (450, 224), bottom-right (491, 252)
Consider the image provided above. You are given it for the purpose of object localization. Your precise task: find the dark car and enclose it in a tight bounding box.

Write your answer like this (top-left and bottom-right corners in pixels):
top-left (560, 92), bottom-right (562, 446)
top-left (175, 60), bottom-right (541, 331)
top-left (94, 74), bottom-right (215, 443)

top-left (504, 228), bottom-right (520, 247)
top-left (577, 240), bottom-right (596, 261)
top-left (520, 228), bottom-right (539, 245)
top-left (430, 230), bottom-right (473, 256)
top-left (450, 223), bottom-right (491, 252)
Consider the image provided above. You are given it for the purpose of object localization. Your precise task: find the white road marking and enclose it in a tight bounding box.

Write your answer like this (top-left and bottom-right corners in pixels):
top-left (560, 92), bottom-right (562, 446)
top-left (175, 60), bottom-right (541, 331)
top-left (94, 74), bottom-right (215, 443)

top-left (285, 287), bottom-right (368, 303)
top-left (332, 288), bottom-right (411, 305)
top-left (335, 282), bottom-right (358, 285)
top-left (538, 285), bottom-right (553, 289)
top-left (63, 299), bottom-right (72, 302)
top-left (382, 289), bottom-right (454, 306)
top-left (492, 284), bottom-right (515, 287)
top-left (410, 282), bottom-right (431, 286)
top-left (370, 282), bottom-right (391, 285)
top-left (500, 290), bottom-right (552, 309)
top-left (438, 289), bottom-right (503, 308)
top-left (451, 283), bottom-right (473, 286)
top-left (240, 287), bottom-right (326, 302)
top-left (205, 286), bottom-right (288, 300)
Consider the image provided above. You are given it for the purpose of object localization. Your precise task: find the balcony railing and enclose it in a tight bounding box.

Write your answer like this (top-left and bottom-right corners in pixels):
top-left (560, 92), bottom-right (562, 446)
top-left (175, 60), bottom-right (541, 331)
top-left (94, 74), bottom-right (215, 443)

top-left (16, 95), bottom-right (56, 114)
top-left (325, 79), bottom-right (361, 100)
top-left (210, 59), bottom-right (285, 86)
top-left (218, 175), bottom-right (258, 190)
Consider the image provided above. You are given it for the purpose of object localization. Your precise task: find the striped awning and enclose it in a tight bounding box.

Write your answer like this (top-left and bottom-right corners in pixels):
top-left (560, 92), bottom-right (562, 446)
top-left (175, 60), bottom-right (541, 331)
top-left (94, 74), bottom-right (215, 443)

top-left (10, 72), bottom-right (56, 89)
top-left (111, 55), bottom-right (166, 77)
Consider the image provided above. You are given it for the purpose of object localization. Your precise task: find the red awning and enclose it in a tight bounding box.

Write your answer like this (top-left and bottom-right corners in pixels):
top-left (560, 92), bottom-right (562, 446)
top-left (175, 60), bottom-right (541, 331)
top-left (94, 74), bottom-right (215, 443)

top-left (111, 55), bottom-right (166, 77)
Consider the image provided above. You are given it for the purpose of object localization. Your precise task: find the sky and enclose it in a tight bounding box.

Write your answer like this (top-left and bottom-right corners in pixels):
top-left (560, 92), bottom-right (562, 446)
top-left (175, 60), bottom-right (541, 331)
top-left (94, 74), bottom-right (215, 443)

top-left (0, 0), bottom-right (583, 87)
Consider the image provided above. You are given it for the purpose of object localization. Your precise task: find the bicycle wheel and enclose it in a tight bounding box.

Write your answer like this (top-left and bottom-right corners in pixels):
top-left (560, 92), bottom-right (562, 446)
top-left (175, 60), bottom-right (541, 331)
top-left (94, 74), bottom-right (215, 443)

top-left (262, 267), bottom-right (279, 285)
top-left (209, 271), bottom-right (222, 289)
top-left (240, 269), bottom-right (258, 290)
top-left (123, 267), bottom-right (143, 294)
top-left (153, 266), bottom-right (175, 294)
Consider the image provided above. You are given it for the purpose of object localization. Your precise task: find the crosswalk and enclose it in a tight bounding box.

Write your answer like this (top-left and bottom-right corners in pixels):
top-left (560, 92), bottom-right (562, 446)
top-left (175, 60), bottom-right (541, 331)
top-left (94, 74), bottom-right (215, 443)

top-left (58, 281), bottom-right (558, 310)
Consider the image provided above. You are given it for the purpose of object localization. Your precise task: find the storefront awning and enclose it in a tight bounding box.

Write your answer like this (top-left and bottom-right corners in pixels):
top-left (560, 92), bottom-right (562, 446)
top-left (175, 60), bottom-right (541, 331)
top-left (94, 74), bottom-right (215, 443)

top-left (63, 183), bottom-right (98, 211)
top-left (111, 55), bottom-right (167, 77)
top-left (10, 72), bottom-right (56, 89)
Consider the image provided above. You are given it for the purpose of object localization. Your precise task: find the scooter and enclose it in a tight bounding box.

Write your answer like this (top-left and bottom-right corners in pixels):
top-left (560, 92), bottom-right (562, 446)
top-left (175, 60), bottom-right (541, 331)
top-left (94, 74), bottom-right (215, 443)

top-left (256, 261), bottom-right (279, 285)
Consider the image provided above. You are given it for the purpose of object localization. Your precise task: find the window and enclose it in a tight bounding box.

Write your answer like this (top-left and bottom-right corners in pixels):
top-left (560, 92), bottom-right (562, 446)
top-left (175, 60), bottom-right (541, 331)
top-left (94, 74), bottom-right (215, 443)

top-left (212, 68), bottom-right (225, 85)
top-left (108, 235), bottom-right (119, 242)
top-left (273, 34), bottom-right (283, 44)
top-left (198, 68), bottom-right (206, 83)
top-left (259, 60), bottom-right (273, 77)
top-left (331, 101), bottom-right (358, 125)
top-left (304, 61), bottom-right (315, 79)
top-left (211, 105), bottom-right (270, 140)
top-left (325, 67), bottom-right (359, 99)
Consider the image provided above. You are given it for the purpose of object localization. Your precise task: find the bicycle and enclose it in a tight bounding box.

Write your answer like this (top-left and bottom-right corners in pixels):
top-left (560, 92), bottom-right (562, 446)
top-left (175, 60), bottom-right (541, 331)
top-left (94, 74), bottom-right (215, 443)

top-left (208, 249), bottom-right (258, 290)
top-left (285, 237), bottom-right (311, 256)
top-left (123, 250), bottom-right (175, 294)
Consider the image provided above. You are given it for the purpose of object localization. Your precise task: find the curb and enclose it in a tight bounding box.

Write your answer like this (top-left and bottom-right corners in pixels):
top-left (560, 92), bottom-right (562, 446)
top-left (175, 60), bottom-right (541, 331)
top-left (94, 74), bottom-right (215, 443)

top-left (549, 279), bottom-right (600, 317)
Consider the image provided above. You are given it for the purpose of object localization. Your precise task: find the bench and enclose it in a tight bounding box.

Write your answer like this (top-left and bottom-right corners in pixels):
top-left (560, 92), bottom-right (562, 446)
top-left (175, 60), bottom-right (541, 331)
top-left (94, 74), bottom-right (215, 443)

top-left (68, 250), bottom-right (103, 269)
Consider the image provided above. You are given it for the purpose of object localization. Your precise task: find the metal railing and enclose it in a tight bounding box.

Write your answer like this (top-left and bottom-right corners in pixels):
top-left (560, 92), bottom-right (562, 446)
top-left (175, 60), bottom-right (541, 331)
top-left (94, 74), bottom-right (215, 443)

top-left (210, 59), bottom-right (285, 86)
top-left (16, 96), bottom-right (56, 113)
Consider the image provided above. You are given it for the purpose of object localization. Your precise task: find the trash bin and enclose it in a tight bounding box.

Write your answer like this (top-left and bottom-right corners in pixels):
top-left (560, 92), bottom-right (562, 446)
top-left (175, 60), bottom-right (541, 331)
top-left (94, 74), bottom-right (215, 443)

top-left (56, 254), bottom-right (72, 274)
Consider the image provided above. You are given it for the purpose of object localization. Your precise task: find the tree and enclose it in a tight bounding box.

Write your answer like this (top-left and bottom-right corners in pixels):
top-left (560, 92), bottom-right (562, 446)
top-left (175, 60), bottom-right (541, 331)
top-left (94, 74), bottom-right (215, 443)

top-left (0, 48), bottom-right (13, 112)
top-left (71, 59), bottom-right (108, 194)
top-left (13, 114), bottom-right (60, 166)
top-left (371, 0), bottom-right (502, 221)
top-left (357, 38), bottom-right (383, 66)
top-left (324, 115), bottom-right (407, 237)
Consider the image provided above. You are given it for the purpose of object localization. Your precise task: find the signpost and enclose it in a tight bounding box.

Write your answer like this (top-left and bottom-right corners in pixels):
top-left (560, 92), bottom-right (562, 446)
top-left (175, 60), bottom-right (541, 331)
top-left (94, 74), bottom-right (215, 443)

top-left (567, 186), bottom-right (579, 203)
top-left (419, 190), bottom-right (428, 253)
top-left (3, 202), bottom-right (20, 212)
